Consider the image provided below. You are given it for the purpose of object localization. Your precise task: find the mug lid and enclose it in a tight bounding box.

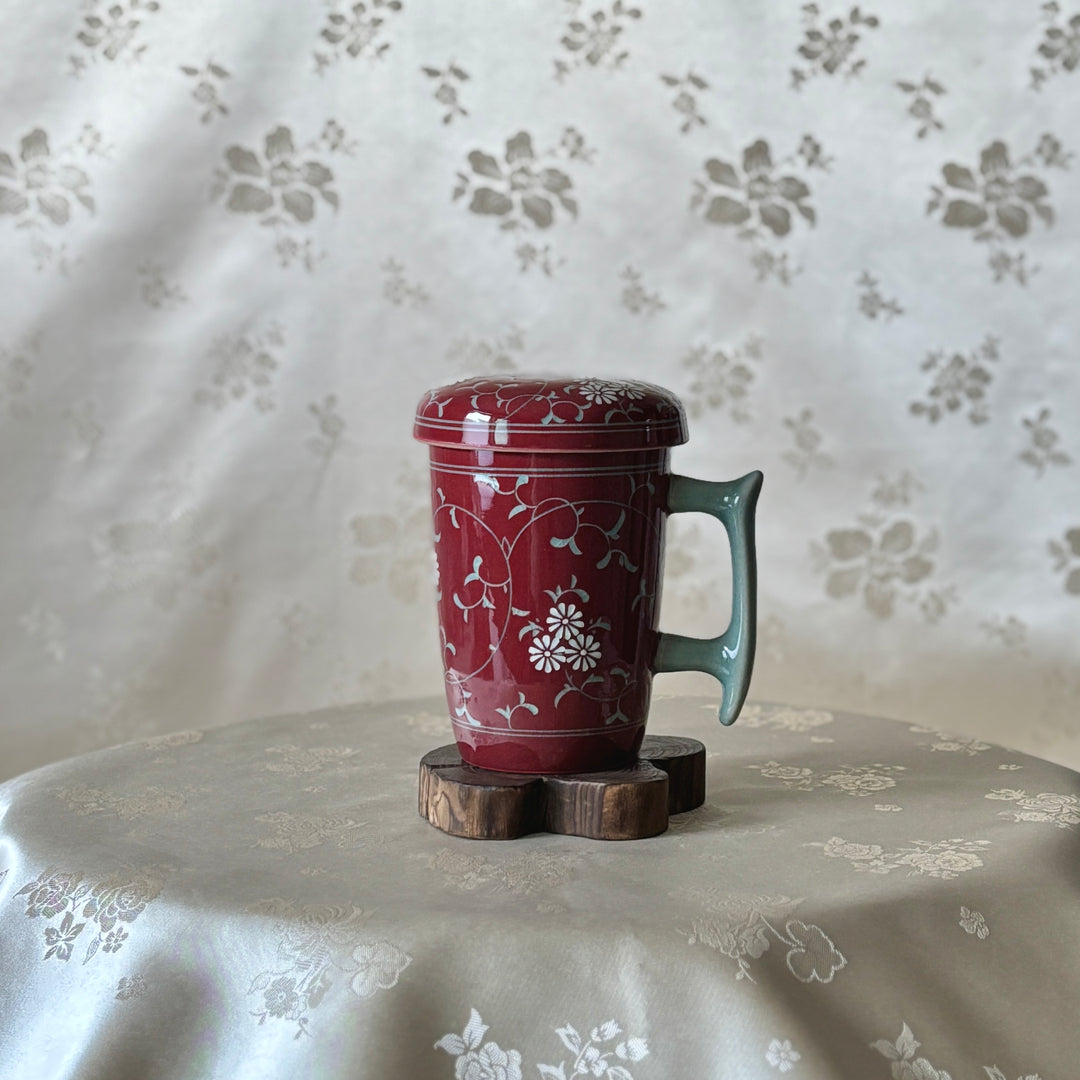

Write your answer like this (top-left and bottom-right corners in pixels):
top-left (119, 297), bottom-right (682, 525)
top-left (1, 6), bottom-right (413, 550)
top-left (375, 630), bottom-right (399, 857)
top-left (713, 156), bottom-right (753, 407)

top-left (413, 375), bottom-right (688, 452)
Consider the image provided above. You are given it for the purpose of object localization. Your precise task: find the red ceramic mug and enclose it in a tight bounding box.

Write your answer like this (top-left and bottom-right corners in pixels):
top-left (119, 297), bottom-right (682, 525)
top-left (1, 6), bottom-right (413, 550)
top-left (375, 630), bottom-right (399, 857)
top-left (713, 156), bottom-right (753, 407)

top-left (414, 376), bottom-right (761, 774)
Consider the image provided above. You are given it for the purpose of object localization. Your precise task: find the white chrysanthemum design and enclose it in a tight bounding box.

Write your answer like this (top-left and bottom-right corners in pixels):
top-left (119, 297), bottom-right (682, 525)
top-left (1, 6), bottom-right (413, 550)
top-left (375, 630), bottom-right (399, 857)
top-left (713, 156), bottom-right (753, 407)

top-left (546, 601), bottom-right (584, 641)
top-left (529, 634), bottom-right (563, 673)
top-left (559, 633), bottom-right (601, 672)
top-left (572, 379), bottom-right (620, 405)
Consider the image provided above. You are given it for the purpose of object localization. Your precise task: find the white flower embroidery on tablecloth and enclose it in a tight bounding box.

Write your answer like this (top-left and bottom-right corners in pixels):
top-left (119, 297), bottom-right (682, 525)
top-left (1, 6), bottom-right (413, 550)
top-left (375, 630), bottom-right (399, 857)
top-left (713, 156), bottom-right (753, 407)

top-left (426, 848), bottom-right (582, 897)
top-left (677, 890), bottom-right (846, 983)
top-left (747, 761), bottom-right (904, 796)
top-left (252, 811), bottom-right (367, 854)
top-left (115, 974), bottom-right (147, 1000)
top-left (435, 1009), bottom-right (649, 1080)
top-left (15, 866), bottom-right (168, 964)
top-left (872, 1023), bottom-right (951, 1079)
top-left (766, 1038), bottom-right (801, 1072)
top-left (959, 906), bottom-right (989, 938)
top-left (985, 788), bottom-right (1080, 828)
top-left (733, 704), bottom-right (835, 733)
top-left (908, 725), bottom-right (992, 755)
top-left (262, 744), bottom-right (359, 775)
top-left (246, 899), bottom-right (410, 1038)
top-left (811, 836), bottom-right (990, 878)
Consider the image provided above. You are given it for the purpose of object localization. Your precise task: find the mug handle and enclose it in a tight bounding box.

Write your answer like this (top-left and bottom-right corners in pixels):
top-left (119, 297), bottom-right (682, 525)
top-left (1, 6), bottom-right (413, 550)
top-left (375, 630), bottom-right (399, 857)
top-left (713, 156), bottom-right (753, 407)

top-left (652, 470), bottom-right (763, 725)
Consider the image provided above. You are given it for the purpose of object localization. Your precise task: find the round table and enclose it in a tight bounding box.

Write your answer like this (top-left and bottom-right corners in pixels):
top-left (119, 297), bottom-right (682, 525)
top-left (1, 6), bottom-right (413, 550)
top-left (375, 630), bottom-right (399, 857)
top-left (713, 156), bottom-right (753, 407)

top-left (1, 697), bottom-right (1077, 1078)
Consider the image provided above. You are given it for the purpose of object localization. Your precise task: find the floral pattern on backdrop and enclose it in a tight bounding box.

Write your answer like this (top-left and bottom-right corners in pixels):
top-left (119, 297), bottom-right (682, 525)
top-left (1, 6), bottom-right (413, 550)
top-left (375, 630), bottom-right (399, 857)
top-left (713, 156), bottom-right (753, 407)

top-left (0, 1), bottom-right (1078, 779)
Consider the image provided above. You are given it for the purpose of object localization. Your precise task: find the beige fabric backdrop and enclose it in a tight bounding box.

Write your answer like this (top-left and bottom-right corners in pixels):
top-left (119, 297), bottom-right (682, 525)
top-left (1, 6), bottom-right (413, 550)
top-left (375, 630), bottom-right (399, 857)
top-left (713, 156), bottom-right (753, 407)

top-left (1, 1), bottom-right (1078, 781)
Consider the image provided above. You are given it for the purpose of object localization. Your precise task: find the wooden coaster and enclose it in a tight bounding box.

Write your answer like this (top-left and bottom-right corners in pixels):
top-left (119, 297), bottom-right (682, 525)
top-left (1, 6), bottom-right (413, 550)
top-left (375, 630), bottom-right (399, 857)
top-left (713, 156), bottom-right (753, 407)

top-left (418, 735), bottom-right (706, 841)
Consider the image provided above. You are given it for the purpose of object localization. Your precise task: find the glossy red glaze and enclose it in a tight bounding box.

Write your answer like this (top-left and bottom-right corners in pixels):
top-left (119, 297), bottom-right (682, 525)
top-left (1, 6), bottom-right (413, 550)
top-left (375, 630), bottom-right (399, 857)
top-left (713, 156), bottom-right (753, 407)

top-left (415, 376), bottom-right (688, 774)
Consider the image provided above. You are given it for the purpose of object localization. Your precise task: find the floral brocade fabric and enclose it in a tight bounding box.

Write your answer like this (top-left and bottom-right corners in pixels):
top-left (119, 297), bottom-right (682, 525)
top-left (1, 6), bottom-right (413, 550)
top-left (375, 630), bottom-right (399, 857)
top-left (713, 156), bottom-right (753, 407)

top-left (0, 696), bottom-right (1077, 1076)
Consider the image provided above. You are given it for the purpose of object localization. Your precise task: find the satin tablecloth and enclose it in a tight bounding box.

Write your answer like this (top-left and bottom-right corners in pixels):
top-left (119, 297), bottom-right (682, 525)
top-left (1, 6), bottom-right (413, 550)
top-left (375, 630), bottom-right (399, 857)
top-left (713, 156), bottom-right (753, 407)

top-left (1, 696), bottom-right (1077, 1078)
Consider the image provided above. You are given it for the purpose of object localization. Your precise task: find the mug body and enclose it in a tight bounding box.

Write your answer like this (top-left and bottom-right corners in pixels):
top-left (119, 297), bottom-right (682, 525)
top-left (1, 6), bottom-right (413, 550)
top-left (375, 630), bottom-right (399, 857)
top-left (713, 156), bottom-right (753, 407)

top-left (428, 444), bottom-right (668, 773)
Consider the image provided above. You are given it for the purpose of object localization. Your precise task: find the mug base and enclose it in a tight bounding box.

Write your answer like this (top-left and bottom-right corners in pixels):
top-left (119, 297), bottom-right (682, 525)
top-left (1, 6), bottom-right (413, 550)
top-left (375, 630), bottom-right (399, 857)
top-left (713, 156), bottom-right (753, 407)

top-left (453, 724), bottom-right (646, 775)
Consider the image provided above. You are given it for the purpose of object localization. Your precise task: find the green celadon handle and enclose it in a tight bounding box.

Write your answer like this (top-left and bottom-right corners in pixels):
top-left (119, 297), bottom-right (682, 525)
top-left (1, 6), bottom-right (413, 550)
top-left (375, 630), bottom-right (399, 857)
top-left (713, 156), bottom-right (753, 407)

top-left (653, 470), bottom-right (763, 726)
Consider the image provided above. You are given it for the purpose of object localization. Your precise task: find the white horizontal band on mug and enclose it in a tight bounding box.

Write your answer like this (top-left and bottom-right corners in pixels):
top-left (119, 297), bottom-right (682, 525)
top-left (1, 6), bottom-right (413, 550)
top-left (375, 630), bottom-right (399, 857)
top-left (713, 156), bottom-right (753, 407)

top-left (450, 718), bottom-right (647, 737)
top-left (415, 416), bottom-right (683, 432)
top-left (430, 460), bottom-right (660, 477)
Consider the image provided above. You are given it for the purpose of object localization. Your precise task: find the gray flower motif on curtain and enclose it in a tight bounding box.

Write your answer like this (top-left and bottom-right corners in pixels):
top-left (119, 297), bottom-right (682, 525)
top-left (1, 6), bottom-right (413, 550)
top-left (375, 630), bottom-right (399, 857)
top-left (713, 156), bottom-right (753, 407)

top-left (194, 323), bottom-right (285, 413)
top-left (179, 60), bottom-right (230, 124)
top-left (896, 75), bottom-right (945, 138)
top-left (0, 128), bottom-right (97, 272)
top-left (1030, 2), bottom-right (1080, 89)
top-left (691, 137), bottom-right (827, 284)
top-left (681, 335), bottom-right (762, 422)
top-left (790, 4), bottom-right (880, 90)
top-left (211, 126), bottom-right (341, 270)
top-left (856, 271), bottom-right (903, 319)
top-left (453, 130), bottom-right (585, 274)
top-left (659, 71), bottom-right (709, 133)
top-left (927, 135), bottom-right (1070, 284)
top-left (314, 0), bottom-right (403, 73)
top-left (69, 0), bottom-right (161, 76)
top-left (1019, 407), bottom-right (1071, 475)
top-left (910, 335), bottom-right (999, 425)
top-left (810, 475), bottom-right (955, 622)
top-left (421, 61), bottom-right (469, 124)
top-left (1048, 528), bottom-right (1080, 595)
top-left (782, 409), bottom-right (833, 478)
top-left (554, 0), bottom-right (643, 82)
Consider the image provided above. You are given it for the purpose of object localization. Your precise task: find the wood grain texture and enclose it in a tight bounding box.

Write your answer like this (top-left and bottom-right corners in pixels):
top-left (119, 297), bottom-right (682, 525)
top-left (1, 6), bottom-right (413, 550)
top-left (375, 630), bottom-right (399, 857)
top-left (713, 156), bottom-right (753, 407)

top-left (418, 735), bottom-right (706, 841)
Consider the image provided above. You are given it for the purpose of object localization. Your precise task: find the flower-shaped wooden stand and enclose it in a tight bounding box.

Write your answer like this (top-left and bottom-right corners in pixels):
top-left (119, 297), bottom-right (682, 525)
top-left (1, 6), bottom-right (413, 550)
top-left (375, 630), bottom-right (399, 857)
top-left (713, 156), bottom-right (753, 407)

top-left (418, 735), bottom-right (705, 840)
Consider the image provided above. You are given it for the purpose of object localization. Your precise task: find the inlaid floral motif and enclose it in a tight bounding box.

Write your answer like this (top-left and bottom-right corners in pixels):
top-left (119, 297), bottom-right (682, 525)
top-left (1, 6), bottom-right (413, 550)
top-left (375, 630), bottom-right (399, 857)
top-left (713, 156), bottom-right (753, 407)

top-left (896, 75), bottom-right (945, 138)
top-left (1019, 407), bottom-right (1071, 474)
top-left (436, 1009), bottom-right (649, 1080)
top-left (554, 0), bottom-right (643, 82)
top-left (1030, 3), bottom-right (1080, 89)
top-left (790, 4), bottom-right (880, 89)
top-left (314, 0), bottom-right (403, 72)
top-left (691, 136), bottom-right (828, 283)
top-left (986, 787), bottom-right (1080, 828)
top-left (810, 474), bottom-right (954, 622)
top-left (70, 0), bottom-right (161, 75)
top-left (660, 71), bottom-right (708, 133)
top-left (857, 271), bottom-right (903, 320)
top-left (872, 1024), bottom-right (951, 1080)
top-left (927, 136), bottom-right (1070, 284)
top-left (452, 129), bottom-right (587, 272)
top-left (678, 890), bottom-right (847, 984)
top-left (180, 60), bottom-right (230, 123)
top-left (747, 761), bottom-right (905, 796)
top-left (1048, 528), bottom-right (1080, 594)
top-left (911, 335), bottom-right (999, 425)
top-left (0, 127), bottom-right (98, 271)
top-left (682, 334), bottom-right (761, 421)
top-left (422, 61), bottom-right (469, 124)
top-left (246, 899), bottom-right (410, 1037)
top-left (211, 125), bottom-right (343, 270)
top-left (619, 266), bottom-right (666, 315)
top-left (812, 836), bottom-right (990, 878)
top-left (194, 323), bottom-right (285, 413)
top-left (959, 906), bottom-right (989, 938)
top-left (15, 865), bottom-right (168, 963)
top-left (909, 727), bottom-right (992, 755)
